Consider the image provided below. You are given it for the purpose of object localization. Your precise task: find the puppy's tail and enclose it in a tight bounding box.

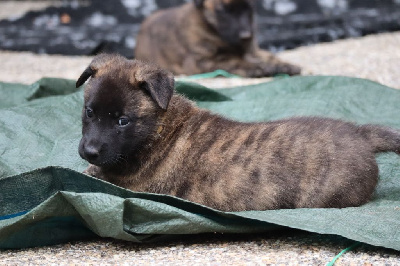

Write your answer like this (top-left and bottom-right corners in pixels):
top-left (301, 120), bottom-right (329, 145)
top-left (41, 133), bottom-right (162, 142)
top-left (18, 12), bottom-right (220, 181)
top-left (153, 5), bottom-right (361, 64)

top-left (359, 124), bottom-right (400, 154)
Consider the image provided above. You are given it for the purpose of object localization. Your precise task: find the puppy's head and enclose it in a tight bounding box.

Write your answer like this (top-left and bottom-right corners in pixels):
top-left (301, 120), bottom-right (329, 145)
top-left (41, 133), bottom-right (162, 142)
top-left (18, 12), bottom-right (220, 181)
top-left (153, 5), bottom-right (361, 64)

top-left (76, 54), bottom-right (174, 170)
top-left (194, 0), bottom-right (254, 47)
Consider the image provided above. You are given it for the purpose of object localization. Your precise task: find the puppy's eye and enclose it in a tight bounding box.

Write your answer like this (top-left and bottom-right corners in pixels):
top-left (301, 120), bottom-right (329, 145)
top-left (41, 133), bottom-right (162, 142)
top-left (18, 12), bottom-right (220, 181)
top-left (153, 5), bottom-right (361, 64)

top-left (118, 117), bottom-right (130, 126)
top-left (86, 108), bottom-right (94, 118)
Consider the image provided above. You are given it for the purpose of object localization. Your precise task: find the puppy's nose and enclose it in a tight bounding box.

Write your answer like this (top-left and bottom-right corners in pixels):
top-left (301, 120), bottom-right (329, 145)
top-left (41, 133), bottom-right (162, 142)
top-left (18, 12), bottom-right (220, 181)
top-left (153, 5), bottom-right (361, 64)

top-left (84, 145), bottom-right (100, 161)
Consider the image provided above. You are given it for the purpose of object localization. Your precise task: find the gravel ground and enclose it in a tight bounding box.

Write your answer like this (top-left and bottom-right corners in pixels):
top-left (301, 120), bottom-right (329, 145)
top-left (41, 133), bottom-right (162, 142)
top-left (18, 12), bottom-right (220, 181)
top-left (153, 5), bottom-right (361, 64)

top-left (1, 232), bottom-right (400, 265)
top-left (1, 2), bottom-right (400, 265)
top-left (1, 31), bottom-right (399, 89)
top-left (279, 32), bottom-right (400, 90)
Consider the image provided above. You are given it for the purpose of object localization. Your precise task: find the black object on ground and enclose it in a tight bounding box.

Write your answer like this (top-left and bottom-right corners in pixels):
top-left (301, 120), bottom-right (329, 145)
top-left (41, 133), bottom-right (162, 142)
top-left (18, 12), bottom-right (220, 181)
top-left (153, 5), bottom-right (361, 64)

top-left (1, 0), bottom-right (400, 57)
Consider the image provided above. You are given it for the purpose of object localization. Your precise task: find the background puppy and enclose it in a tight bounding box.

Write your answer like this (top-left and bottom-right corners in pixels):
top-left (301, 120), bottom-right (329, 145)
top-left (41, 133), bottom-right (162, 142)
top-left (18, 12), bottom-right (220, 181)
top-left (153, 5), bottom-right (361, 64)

top-left (77, 54), bottom-right (400, 212)
top-left (134, 0), bottom-right (301, 77)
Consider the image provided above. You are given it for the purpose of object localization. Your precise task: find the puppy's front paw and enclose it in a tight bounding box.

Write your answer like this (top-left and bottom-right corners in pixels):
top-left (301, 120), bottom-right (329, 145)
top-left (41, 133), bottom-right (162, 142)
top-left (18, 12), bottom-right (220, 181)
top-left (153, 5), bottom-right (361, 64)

top-left (277, 63), bottom-right (301, 76)
top-left (254, 62), bottom-right (301, 77)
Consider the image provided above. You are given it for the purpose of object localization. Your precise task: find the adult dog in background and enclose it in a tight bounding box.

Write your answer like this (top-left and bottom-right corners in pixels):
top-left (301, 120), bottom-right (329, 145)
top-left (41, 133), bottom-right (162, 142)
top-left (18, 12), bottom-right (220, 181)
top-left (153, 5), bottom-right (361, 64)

top-left (76, 54), bottom-right (400, 212)
top-left (134, 0), bottom-right (301, 77)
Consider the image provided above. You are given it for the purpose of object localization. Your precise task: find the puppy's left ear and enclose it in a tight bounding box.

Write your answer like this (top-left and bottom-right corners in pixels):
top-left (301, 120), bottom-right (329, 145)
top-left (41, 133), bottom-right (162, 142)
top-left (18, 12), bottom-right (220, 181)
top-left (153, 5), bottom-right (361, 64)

top-left (135, 63), bottom-right (175, 110)
top-left (76, 66), bottom-right (95, 88)
top-left (76, 53), bottom-right (124, 88)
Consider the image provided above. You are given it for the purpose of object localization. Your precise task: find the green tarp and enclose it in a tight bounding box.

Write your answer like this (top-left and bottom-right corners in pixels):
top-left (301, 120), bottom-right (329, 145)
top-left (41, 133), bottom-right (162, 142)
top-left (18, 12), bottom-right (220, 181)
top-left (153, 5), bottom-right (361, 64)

top-left (0, 76), bottom-right (399, 250)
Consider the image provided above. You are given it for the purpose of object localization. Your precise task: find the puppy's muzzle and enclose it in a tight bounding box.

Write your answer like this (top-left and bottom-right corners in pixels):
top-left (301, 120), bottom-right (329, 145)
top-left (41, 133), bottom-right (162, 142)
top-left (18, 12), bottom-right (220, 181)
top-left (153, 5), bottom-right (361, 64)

top-left (79, 138), bottom-right (104, 165)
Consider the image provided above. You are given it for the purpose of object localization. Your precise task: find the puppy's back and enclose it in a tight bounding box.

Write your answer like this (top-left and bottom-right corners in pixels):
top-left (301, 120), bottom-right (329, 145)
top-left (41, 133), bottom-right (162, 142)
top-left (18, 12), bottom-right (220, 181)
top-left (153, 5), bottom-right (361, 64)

top-left (132, 101), bottom-right (389, 211)
top-left (179, 116), bottom-right (380, 210)
top-left (135, 3), bottom-right (197, 73)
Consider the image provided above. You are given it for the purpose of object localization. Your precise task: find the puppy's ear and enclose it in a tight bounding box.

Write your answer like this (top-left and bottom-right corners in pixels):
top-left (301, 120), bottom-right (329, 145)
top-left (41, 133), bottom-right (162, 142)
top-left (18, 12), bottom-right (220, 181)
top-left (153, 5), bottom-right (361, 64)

top-left (135, 63), bottom-right (175, 110)
top-left (76, 53), bottom-right (125, 88)
top-left (194, 0), bottom-right (205, 8)
top-left (76, 66), bottom-right (95, 88)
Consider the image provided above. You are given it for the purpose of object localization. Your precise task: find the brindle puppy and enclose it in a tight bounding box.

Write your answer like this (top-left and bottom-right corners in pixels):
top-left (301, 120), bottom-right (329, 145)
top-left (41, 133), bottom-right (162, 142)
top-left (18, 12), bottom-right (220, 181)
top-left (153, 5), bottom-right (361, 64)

top-left (77, 54), bottom-right (400, 212)
top-left (134, 0), bottom-right (301, 77)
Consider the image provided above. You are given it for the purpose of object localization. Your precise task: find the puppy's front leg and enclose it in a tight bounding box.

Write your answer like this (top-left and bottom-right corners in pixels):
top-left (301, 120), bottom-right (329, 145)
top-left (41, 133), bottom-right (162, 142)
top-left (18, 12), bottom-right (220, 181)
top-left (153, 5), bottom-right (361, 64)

top-left (192, 56), bottom-right (263, 77)
top-left (195, 54), bottom-right (300, 78)
top-left (250, 49), bottom-right (301, 76)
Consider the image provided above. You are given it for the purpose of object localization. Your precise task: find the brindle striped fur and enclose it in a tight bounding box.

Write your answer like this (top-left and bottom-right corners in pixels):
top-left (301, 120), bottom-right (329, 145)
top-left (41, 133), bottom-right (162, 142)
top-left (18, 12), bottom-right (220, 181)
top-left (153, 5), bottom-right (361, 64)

top-left (134, 0), bottom-right (301, 77)
top-left (77, 54), bottom-right (400, 212)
